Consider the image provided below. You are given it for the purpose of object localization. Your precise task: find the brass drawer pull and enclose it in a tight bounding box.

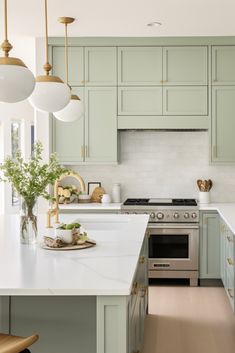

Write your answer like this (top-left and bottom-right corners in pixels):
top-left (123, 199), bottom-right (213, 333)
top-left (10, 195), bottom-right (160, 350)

top-left (140, 285), bottom-right (148, 298)
top-left (139, 255), bottom-right (145, 264)
top-left (80, 146), bottom-right (84, 158)
top-left (85, 145), bottom-right (89, 158)
top-left (131, 281), bottom-right (138, 295)
top-left (228, 288), bottom-right (234, 298)
top-left (227, 258), bottom-right (234, 266)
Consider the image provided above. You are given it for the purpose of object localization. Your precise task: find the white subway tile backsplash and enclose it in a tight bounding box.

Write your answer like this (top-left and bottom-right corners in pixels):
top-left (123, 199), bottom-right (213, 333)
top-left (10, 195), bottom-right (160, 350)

top-left (72, 131), bottom-right (235, 202)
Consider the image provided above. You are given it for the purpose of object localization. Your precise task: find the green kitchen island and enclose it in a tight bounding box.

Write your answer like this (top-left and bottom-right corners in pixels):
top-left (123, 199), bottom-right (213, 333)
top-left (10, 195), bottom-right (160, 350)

top-left (0, 213), bottom-right (149, 353)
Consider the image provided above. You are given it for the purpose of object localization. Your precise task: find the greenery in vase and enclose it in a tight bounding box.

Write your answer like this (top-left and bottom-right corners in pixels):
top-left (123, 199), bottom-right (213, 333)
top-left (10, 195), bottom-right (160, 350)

top-left (0, 141), bottom-right (68, 212)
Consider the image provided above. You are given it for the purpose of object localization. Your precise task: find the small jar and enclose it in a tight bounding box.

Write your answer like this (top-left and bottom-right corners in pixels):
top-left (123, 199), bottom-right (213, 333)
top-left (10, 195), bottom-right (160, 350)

top-left (112, 183), bottom-right (121, 203)
top-left (199, 191), bottom-right (210, 204)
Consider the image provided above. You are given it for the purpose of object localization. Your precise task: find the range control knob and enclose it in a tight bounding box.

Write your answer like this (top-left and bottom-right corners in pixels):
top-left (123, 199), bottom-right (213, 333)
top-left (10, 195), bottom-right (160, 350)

top-left (191, 212), bottom-right (197, 219)
top-left (184, 212), bottom-right (190, 219)
top-left (173, 212), bottom-right (180, 219)
top-left (150, 212), bottom-right (156, 219)
top-left (156, 212), bottom-right (164, 220)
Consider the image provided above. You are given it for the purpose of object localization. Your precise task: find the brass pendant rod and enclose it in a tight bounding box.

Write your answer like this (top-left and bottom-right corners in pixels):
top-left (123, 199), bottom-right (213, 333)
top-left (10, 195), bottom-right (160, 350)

top-left (4, 0), bottom-right (8, 40)
top-left (65, 23), bottom-right (68, 84)
top-left (43, 0), bottom-right (52, 75)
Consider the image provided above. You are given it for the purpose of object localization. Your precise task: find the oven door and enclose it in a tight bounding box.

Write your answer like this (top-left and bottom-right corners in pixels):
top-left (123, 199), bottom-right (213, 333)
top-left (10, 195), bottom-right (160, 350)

top-left (148, 223), bottom-right (199, 271)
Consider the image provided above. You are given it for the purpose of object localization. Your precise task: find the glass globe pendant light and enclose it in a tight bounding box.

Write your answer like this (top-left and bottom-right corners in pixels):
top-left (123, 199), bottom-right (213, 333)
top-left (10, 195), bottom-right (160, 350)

top-left (0, 0), bottom-right (35, 103)
top-left (54, 17), bottom-right (84, 122)
top-left (29, 0), bottom-right (70, 113)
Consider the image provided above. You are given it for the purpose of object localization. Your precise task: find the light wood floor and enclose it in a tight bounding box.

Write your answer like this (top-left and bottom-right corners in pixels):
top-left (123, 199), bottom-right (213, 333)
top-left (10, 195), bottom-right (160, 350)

top-left (142, 286), bottom-right (235, 353)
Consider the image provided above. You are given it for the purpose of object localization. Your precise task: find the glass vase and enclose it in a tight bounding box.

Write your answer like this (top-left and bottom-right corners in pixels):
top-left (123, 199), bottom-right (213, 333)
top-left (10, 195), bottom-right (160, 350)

top-left (20, 198), bottom-right (37, 244)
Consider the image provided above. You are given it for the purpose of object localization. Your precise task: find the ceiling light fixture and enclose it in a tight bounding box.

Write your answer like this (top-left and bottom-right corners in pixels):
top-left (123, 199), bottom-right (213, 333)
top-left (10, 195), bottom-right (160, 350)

top-left (147, 22), bottom-right (162, 27)
top-left (0, 0), bottom-right (35, 103)
top-left (29, 0), bottom-right (70, 113)
top-left (54, 17), bottom-right (84, 122)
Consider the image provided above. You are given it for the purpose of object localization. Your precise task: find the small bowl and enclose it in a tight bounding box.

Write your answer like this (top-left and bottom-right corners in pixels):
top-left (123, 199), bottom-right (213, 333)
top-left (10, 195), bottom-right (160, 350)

top-left (55, 228), bottom-right (73, 244)
top-left (78, 194), bottom-right (91, 203)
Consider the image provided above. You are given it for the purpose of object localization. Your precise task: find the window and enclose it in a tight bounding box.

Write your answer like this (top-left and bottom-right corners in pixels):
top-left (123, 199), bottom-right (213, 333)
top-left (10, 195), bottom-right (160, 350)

top-left (11, 121), bottom-right (21, 207)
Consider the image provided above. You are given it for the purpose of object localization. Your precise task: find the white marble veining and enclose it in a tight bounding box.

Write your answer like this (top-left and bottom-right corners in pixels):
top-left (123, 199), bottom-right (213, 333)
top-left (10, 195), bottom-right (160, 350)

top-left (200, 203), bottom-right (235, 235)
top-left (59, 203), bottom-right (122, 211)
top-left (0, 214), bottom-right (148, 296)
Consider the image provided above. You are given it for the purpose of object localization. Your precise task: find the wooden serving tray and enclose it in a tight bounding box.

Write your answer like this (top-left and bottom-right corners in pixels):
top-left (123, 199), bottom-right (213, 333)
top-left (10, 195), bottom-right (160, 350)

top-left (41, 239), bottom-right (96, 251)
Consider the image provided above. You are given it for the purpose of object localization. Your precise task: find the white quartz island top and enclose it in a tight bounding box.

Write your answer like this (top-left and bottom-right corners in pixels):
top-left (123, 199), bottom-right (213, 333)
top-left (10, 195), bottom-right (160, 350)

top-left (59, 202), bottom-right (122, 211)
top-left (200, 203), bottom-right (235, 234)
top-left (0, 214), bottom-right (148, 296)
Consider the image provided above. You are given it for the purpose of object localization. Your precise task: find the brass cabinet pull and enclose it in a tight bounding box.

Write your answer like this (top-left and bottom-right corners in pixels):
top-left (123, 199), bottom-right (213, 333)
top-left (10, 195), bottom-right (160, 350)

top-left (139, 255), bottom-right (145, 264)
top-left (227, 258), bottom-right (234, 266)
top-left (81, 80), bottom-right (85, 84)
top-left (131, 281), bottom-right (138, 295)
top-left (140, 285), bottom-right (148, 298)
top-left (228, 288), bottom-right (234, 298)
top-left (85, 145), bottom-right (89, 158)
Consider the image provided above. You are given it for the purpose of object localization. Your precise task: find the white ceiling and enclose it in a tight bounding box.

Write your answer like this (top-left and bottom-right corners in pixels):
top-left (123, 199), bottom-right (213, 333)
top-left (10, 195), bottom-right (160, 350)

top-left (1, 0), bottom-right (235, 38)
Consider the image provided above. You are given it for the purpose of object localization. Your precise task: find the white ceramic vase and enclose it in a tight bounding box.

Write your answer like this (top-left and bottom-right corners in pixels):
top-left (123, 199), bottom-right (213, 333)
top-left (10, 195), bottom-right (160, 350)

top-left (199, 191), bottom-right (210, 204)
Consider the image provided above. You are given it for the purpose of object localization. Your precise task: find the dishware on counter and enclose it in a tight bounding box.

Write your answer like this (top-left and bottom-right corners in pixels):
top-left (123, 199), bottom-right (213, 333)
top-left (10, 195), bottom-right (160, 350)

top-left (78, 194), bottom-right (91, 203)
top-left (196, 179), bottom-right (213, 204)
top-left (112, 183), bottom-right (121, 203)
top-left (55, 222), bottom-right (81, 244)
top-left (101, 194), bottom-right (111, 204)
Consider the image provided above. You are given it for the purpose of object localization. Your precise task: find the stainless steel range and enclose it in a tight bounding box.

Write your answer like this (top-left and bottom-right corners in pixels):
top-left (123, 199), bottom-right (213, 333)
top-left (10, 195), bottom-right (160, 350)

top-left (121, 198), bottom-right (199, 286)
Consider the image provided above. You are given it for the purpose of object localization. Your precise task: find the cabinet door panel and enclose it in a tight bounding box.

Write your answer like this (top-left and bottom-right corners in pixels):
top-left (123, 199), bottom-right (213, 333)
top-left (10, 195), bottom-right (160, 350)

top-left (212, 46), bottom-right (235, 85)
top-left (53, 87), bottom-right (84, 163)
top-left (212, 87), bottom-right (235, 163)
top-left (163, 86), bottom-right (207, 115)
top-left (85, 87), bottom-right (117, 163)
top-left (118, 87), bottom-right (162, 115)
top-left (52, 46), bottom-right (84, 86)
top-left (118, 47), bottom-right (162, 85)
top-left (85, 47), bottom-right (117, 86)
top-left (163, 46), bottom-right (208, 85)
top-left (200, 212), bottom-right (220, 279)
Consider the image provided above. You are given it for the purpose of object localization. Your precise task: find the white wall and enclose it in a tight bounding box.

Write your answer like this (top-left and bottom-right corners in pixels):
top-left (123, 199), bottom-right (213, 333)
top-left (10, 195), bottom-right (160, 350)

top-left (71, 131), bottom-right (235, 203)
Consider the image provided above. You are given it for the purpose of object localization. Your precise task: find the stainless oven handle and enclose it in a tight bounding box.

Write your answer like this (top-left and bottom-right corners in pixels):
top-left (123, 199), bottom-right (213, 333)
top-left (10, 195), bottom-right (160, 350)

top-left (148, 223), bottom-right (199, 229)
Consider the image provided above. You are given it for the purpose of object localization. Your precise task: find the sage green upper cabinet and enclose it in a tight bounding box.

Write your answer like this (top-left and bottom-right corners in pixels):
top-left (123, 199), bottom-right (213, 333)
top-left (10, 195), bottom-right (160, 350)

top-left (211, 86), bottom-right (235, 163)
top-left (52, 87), bottom-right (84, 163)
top-left (84, 87), bottom-right (117, 163)
top-left (163, 86), bottom-right (208, 115)
top-left (52, 46), bottom-right (84, 86)
top-left (118, 87), bottom-right (162, 115)
top-left (163, 46), bottom-right (208, 85)
top-left (212, 46), bottom-right (235, 85)
top-left (85, 47), bottom-right (117, 86)
top-left (118, 47), bottom-right (162, 85)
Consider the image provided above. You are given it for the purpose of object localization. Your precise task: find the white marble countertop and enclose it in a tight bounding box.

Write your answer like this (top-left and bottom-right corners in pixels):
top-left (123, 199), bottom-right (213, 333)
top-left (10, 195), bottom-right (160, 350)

top-left (199, 203), bottom-right (235, 234)
top-left (0, 214), bottom-right (148, 296)
top-left (59, 203), bottom-right (122, 210)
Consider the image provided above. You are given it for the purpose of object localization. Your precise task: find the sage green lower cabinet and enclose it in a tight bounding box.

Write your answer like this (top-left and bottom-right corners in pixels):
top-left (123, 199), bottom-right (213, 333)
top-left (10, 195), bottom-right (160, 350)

top-left (220, 219), bottom-right (235, 311)
top-left (2, 235), bottom-right (148, 353)
top-left (211, 86), bottom-right (235, 164)
top-left (118, 87), bottom-right (162, 115)
top-left (53, 87), bottom-right (117, 164)
top-left (163, 86), bottom-right (208, 115)
top-left (200, 212), bottom-right (220, 279)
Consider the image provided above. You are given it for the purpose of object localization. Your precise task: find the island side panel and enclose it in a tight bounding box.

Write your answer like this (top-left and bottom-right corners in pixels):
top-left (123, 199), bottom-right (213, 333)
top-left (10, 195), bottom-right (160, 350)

top-left (97, 296), bottom-right (129, 353)
top-left (0, 296), bottom-right (10, 333)
top-left (9, 296), bottom-right (96, 353)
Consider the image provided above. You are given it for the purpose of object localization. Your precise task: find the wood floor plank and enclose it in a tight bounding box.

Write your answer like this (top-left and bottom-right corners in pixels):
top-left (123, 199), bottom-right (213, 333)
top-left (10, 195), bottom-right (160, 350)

top-left (142, 286), bottom-right (235, 353)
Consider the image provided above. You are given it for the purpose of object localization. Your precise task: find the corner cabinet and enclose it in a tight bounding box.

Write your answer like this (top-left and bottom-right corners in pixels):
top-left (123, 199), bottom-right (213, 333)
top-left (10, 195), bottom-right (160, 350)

top-left (211, 46), bottom-right (235, 164)
top-left (52, 46), bottom-right (118, 165)
top-left (200, 211), bottom-right (220, 279)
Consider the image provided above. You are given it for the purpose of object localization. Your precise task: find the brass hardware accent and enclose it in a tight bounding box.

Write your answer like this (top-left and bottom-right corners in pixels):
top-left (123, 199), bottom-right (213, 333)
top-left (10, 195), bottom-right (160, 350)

top-left (0, 57), bottom-right (26, 67)
top-left (81, 80), bottom-right (85, 84)
top-left (131, 281), bottom-right (138, 295)
top-left (71, 94), bottom-right (81, 101)
top-left (85, 145), bottom-right (89, 158)
top-left (139, 256), bottom-right (145, 264)
top-left (227, 258), bottom-right (234, 266)
top-left (36, 75), bottom-right (63, 83)
top-left (160, 80), bottom-right (163, 83)
top-left (47, 171), bottom-right (86, 226)
top-left (58, 17), bottom-right (75, 25)
top-left (228, 288), bottom-right (234, 298)
top-left (80, 145), bottom-right (85, 158)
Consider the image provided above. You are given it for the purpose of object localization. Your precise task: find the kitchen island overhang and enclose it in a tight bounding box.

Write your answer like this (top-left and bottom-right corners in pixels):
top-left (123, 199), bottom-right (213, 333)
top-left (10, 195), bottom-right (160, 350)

top-left (0, 213), bottom-right (149, 353)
